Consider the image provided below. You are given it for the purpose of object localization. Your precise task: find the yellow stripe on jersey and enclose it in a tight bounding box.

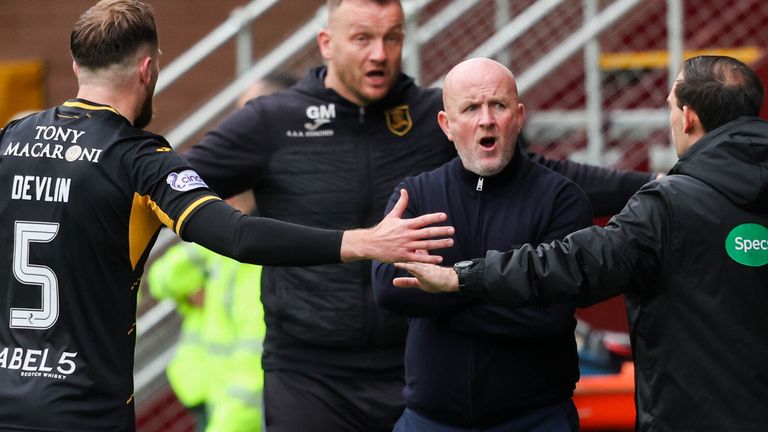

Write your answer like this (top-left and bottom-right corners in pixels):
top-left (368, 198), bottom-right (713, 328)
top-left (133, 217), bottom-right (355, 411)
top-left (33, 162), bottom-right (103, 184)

top-left (129, 194), bottom-right (165, 270)
top-left (128, 193), bottom-right (219, 269)
top-left (62, 100), bottom-right (120, 115)
top-left (174, 195), bottom-right (220, 236)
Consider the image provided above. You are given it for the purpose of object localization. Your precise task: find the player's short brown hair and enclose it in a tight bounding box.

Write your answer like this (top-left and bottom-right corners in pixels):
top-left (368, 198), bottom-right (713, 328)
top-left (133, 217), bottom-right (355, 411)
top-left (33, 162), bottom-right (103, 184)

top-left (71, 0), bottom-right (158, 70)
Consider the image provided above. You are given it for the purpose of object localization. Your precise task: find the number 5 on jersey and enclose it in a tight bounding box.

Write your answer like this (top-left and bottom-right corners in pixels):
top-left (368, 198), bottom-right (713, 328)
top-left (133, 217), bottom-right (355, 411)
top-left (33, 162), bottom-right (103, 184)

top-left (11, 221), bottom-right (59, 330)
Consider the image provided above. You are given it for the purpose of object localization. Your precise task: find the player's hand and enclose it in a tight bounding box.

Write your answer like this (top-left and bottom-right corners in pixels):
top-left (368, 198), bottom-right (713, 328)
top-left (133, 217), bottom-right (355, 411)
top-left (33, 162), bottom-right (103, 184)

top-left (341, 189), bottom-right (453, 263)
top-left (393, 262), bottom-right (459, 292)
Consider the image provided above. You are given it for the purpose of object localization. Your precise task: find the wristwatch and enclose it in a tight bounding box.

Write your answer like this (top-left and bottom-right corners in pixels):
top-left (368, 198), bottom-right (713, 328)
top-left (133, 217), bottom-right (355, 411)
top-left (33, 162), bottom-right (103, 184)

top-left (453, 258), bottom-right (486, 298)
top-left (453, 260), bottom-right (475, 291)
top-left (453, 259), bottom-right (485, 297)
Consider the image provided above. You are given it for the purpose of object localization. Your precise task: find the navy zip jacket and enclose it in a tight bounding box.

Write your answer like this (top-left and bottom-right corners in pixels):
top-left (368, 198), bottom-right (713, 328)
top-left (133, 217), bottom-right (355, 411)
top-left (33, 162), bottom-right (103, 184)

top-left (372, 148), bottom-right (593, 426)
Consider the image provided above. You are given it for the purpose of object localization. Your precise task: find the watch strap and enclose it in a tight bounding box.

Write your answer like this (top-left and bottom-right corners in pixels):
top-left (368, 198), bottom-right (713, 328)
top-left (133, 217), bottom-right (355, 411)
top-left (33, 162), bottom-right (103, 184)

top-left (458, 259), bottom-right (485, 298)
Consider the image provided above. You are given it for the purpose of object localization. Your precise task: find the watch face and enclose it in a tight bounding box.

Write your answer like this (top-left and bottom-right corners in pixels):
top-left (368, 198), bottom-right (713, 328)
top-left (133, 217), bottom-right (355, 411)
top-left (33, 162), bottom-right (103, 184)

top-left (454, 260), bottom-right (474, 270)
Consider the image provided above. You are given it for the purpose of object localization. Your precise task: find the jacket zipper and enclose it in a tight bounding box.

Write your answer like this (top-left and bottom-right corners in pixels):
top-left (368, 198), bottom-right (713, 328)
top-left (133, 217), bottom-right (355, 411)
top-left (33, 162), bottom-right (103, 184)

top-left (357, 106), bottom-right (375, 346)
top-left (468, 175), bottom-right (486, 423)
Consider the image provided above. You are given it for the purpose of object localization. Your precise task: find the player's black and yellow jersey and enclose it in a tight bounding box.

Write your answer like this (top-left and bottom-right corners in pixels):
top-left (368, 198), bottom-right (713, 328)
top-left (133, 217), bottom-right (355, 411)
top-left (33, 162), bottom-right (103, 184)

top-left (0, 99), bottom-right (219, 431)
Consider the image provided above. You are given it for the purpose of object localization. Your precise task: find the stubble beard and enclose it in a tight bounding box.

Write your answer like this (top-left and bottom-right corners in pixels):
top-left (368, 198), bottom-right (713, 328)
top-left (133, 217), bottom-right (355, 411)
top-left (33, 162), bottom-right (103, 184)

top-left (133, 95), bottom-right (154, 130)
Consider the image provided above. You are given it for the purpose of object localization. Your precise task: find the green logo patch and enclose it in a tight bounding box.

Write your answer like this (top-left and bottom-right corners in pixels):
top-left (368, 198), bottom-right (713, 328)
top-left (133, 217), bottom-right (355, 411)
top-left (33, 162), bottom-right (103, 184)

top-left (725, 223), bottom-right (768, 267)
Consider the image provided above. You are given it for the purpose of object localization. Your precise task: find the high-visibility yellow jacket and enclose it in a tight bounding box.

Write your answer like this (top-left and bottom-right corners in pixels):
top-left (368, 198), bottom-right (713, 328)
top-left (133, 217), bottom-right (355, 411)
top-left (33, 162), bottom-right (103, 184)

top-left (148, 242), bottom-right (264, 432)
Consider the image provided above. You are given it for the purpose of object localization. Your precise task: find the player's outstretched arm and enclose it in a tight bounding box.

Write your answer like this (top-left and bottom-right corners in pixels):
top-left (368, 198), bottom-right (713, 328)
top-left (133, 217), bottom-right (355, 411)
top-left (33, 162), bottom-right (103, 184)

top-left (393, 262), bottom-right (459, 292)
top-left (182, 189), bottom-right (452, 266)
top-left (341, 189), bottom-right (454, 264)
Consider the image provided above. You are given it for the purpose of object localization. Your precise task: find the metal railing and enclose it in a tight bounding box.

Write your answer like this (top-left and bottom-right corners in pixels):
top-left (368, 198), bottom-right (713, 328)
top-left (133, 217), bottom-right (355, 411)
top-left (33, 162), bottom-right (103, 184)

top-left (155, 0), bottom-right (280, 95)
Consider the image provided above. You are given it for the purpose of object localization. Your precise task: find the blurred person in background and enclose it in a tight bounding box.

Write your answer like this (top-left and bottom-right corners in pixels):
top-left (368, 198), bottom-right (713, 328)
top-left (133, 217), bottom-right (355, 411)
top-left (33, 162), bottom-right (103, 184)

top-left (393, 55), bottom-right (768, 432)
top-left (148, 75), bottom-right (297, 432)
top-left (184, 0), bottom-right (655, 430)
top-left (236, 74), bottom-right (298, 109)
top-left (149, 193), bottom-right (265, 432)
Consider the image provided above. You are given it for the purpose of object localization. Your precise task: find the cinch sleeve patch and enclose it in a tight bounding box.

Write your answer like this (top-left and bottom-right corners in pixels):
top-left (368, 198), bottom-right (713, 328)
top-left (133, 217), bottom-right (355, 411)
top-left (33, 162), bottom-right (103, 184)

top-left (166, 170), bottom-right (209, 192)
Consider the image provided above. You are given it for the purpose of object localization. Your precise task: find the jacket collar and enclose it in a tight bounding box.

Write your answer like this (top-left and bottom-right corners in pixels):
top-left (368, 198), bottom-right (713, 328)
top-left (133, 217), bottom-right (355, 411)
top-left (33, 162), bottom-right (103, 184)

top-left (450, 144), bottom-right (530, 193)
top-left (296, 66), bottom-right (416, 110)
top-left (670, 116), bottom-right (768, 211)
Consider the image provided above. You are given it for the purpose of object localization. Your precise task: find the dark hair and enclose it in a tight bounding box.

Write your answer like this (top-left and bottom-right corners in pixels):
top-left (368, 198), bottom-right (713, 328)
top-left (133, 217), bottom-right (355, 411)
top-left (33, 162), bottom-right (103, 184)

top-left (71, 0), bottom-right (158, 70)
top-left (675, 55), bottom-right (764, 132)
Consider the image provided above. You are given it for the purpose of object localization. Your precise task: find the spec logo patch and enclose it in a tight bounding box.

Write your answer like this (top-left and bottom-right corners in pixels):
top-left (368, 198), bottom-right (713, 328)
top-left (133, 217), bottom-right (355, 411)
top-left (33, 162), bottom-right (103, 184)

top-left (725, 223), bottom-right (768, 267)
top-left (166, 170), bottom-right (208, 192)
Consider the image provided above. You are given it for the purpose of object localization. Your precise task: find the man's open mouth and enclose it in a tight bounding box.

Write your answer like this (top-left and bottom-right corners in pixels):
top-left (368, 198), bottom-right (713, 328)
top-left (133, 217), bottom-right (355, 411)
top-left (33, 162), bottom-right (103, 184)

top-left (480, 137), bottom-right (496, 148)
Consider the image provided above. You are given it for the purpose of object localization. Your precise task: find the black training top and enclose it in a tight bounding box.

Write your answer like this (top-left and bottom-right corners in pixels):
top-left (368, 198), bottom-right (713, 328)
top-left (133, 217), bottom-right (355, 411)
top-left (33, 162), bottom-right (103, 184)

top-left (186, 67), bottom-right (457, 374)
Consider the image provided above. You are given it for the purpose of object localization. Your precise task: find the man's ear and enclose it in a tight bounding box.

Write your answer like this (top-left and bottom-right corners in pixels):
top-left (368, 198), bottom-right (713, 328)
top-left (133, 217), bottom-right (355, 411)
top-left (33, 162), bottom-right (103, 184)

top-left (516, 103), bottom-right (526, 130)
top-left (72, 61), bottom-right (79, 77)
top-left (437, 111), bottom-right (453, 141)
top-left (317, 29), bottom-right (332, 61)
top-left (682, 105), bottom-right (698, 134)
top-left (138, 56), bottom-right (153, 85)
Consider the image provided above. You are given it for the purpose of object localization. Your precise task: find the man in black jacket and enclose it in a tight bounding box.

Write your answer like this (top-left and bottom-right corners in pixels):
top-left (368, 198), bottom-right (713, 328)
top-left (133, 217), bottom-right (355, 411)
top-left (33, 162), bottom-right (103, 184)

top-left (394, 55), bottom-right (768, 432)
top-left (373, 58), bottom-right (592, 431)
top-left (185, 1), bottom-right (653, 430)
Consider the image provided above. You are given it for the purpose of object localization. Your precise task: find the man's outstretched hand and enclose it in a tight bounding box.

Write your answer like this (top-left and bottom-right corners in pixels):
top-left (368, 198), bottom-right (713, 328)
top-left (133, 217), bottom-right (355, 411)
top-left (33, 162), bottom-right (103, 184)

top-left (341, 189), bottom-right (454, 263)
top-left (393, 262), bottom-right (459, 293)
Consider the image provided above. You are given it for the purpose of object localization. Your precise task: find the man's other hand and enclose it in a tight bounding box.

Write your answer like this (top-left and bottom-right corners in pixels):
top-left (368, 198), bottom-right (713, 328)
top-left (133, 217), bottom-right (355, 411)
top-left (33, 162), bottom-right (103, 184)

top-left (392, 262), bottom-right (459, 292)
